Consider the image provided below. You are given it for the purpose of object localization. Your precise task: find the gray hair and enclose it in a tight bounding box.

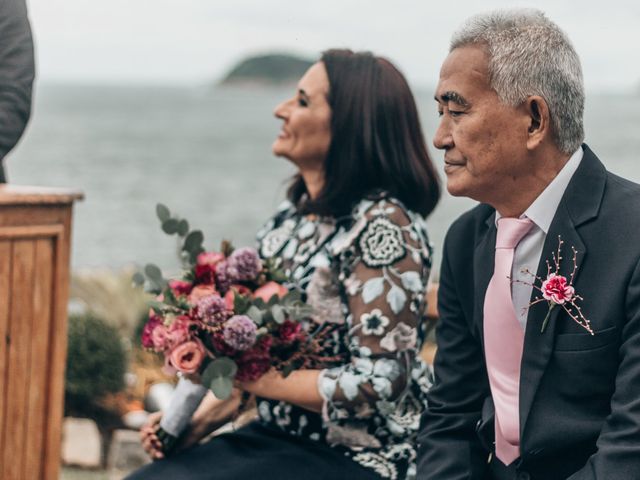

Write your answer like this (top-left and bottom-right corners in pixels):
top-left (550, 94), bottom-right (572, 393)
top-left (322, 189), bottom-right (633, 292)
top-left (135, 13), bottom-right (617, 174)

top-left (451, 9), bottom-right (584, 154)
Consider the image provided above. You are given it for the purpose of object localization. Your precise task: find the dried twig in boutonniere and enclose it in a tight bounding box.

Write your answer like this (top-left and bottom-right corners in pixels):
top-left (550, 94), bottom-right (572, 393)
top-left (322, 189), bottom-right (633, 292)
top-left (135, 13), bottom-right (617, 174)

top-left (517, 236), bottom-right (594, 335)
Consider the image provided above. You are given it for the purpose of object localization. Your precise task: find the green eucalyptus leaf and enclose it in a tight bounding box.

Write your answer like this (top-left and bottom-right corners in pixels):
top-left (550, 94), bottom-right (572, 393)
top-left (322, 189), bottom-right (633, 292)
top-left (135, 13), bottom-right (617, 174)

top-left (162, 219), bottom-right (180, 235)
top-left (183, 230), bottom-right (204, 252)
top-left (233, 294), bottom-right (251, 314)
top-left (267, 294), bottom-right (280, 307)
top-left (177, 219), bottom-right (189, 236)
top-left (201, 358), bottom-right (238, 400)
top-left (148, 299), bottom-right (165, 314)
top-left (202, 357), bottom-right (237, 381)
top-left (252, 298), bottom-right (267, 309)
top-left (246, 306), bottom-right (263, 325)
top-left (271, 305), bottom-right (286, 324)
top-left (282, 290), bottom-right (302, 304)
top-left (209, 375), bottom-right (234, 400)
top-left (132, 271), bottom-right (145, 286)
top-left (262, 310), bottom-right (274, 324)
top-left (156, 203), bottom-right (171, 222)
top-left (144, 263), bottom-right (163, 281)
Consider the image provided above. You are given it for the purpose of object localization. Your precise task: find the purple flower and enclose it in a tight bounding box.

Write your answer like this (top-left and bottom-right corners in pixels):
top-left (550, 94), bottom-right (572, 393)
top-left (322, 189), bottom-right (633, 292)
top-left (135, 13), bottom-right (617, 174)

top-left (227, 247), bottom-right (262, 282)
top-left (215, 261), bottom-right (233, 294)
top-left (195, 295), bottom-right (231, 325)
top-left (223, 315), bottom-right (258, 351)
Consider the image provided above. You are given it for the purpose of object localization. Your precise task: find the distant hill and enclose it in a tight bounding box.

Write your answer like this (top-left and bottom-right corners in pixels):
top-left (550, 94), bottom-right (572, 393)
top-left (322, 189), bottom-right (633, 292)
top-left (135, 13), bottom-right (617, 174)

top-left (219, 53), bottom-right (314, 86)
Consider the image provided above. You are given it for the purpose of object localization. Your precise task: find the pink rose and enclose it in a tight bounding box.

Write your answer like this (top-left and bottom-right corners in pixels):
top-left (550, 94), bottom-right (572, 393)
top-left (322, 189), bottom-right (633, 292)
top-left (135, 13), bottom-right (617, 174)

top-left (150, 323), bottom-right (169, 351)
top-left (188, 285), bottom-right (218, 305)
top-left (224, 284), bottom-right (252, 310)
top-left (195, 252), bottom-right (225, 284)
top-left (141, 314), bottom-right (166, 351)
top-left (169, 280), bottom-right (193, 297)
top-left (197, 251), bottom-right (226, 267)
top-left (253, 281), bottom-right (288, 303)
top-left (166, 339), bottom-right (207, 375)
top-left (541, 274), bottom-right (575, 305)
top-left (166, 315), bottom-right (194, 349)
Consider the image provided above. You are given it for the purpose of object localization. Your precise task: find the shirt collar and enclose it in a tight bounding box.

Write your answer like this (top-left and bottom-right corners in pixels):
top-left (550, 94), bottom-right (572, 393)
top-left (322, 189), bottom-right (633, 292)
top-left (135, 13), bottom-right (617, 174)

top-left (495, 147), bottom-right (583, 233)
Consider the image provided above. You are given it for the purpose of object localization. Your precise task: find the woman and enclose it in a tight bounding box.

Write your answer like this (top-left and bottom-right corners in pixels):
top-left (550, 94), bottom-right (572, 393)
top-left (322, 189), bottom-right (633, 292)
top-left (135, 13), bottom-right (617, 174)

top-left (128, 49), bottom-right (440, 480)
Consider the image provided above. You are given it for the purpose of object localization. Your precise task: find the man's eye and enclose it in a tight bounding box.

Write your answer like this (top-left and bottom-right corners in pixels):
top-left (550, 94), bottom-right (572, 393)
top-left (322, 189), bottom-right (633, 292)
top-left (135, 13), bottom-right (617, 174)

top-left (449, 110), bottom-right (464, 117)
top-left (298, 98), bottom-right (308, 107)
top-left (437, 110), bottom-right (444, 117)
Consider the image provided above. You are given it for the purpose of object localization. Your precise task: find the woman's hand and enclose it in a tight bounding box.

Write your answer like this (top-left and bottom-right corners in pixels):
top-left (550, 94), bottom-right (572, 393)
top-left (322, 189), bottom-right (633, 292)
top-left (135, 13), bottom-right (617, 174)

top-left (140, 411), bottom-right (165, 460)
top-left (139, 389), bottom-right (244, 460)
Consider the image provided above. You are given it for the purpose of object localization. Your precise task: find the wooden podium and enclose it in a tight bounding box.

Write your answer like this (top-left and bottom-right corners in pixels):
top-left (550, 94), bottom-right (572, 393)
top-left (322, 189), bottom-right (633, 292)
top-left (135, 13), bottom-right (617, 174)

top-left (0, 185), bottom-right (83, 480)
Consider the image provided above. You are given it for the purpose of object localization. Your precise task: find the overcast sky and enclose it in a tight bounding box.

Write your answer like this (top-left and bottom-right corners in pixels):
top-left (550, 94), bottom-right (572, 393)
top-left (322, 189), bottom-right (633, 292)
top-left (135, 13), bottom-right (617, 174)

top-left (28, 0), bottom-right (640, 91)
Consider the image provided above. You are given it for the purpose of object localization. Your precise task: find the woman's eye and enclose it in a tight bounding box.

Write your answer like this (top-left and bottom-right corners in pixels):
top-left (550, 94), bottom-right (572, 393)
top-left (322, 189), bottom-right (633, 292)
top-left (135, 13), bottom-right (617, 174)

top-left (298, 98), bottom-right (308, 107)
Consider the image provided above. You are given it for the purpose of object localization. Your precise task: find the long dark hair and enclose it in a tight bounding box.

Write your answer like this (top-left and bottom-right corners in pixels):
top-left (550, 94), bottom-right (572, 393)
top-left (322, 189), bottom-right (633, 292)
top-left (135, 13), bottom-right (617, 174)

top-left (287, 49), bottom-right (440, 217)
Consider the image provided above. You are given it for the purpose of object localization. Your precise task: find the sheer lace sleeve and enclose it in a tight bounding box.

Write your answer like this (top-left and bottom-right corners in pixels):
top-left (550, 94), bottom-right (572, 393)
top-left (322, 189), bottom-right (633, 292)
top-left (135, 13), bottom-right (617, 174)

top-left (318, 198), bottom-right (431, 419)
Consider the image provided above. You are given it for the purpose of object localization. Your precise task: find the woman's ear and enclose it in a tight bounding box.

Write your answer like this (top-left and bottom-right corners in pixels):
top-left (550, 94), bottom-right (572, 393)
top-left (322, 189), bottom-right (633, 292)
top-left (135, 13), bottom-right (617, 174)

top-left (525, 96), bottom-right (551, 150)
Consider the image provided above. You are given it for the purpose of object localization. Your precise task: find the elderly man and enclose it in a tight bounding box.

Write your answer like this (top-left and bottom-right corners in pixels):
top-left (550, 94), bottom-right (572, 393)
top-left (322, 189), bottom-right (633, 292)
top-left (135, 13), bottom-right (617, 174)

top-left (418, 9), bottom-right (640, 480)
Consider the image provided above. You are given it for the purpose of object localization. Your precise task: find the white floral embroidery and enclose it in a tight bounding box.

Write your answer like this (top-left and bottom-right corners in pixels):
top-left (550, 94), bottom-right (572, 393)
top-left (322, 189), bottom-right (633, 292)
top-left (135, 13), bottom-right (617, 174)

top-left (352, 452), bottom-right (398, 480)
top-left (260, 223), bottom-right (294, 258)
top-left (258, 401), bottom-right (272, 423)
top-left (306, 267), bottom-right (343, 324)
top-left (359, 217), bottom-right (406, 267)
top-left (360, 309), bottom-right (390, 336)
top-left (326, 423), bottom-right (382, 449)
top-left (380, 322), bottom-right (417, 352)
top-left (255, 194), bottom-right (433, 480)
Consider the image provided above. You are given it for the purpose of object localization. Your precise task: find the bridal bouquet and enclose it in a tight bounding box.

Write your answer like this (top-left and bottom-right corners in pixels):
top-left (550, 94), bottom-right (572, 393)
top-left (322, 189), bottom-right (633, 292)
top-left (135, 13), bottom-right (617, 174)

top-left (135, 204), bottom-right (316, 401)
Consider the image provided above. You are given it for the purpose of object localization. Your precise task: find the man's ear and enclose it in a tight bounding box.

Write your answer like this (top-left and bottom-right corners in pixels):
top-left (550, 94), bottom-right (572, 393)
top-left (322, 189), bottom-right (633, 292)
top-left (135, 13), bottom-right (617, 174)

top-left (525, 96), bottom-right (551, 150)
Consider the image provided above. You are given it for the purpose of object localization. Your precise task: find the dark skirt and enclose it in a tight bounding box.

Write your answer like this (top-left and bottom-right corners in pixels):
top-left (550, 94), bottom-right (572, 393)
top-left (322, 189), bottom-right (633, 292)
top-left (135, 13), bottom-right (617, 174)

top-left (125, 421), bottom-right (382, 480)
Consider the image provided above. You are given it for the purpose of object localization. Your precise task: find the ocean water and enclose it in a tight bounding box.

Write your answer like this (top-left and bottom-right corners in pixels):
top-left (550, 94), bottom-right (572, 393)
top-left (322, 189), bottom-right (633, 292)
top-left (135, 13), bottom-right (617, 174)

top-left (8, 85), bottom-right (640, 273)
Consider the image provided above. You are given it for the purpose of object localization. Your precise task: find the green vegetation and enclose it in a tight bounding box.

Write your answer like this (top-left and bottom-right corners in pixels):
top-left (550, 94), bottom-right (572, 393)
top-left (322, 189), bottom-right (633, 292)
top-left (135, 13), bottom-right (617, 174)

top-left (65, 312), bottom-right (127, 417)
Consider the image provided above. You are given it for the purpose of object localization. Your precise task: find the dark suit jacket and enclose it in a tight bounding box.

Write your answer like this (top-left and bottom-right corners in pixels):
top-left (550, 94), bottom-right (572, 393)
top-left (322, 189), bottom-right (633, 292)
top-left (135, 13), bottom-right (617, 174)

top-left (418, 145), bottom-right (640, 480)
top-left (0, 0), bottom-right (35, 182)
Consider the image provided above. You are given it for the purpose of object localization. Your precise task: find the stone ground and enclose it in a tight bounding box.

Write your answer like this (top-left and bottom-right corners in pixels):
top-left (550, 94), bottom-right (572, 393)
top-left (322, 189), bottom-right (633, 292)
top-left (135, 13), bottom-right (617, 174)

top-left (61, 467), bottom-right (110, 479)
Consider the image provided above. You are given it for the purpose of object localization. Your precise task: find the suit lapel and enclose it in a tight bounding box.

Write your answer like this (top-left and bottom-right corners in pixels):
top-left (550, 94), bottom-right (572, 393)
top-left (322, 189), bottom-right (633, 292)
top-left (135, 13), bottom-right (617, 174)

top-left (519, 202), bottom-right (586, 436)
top-left (473, 215), bottom-right (497, 346)
top-left (519, 144), bottom-right (606, 438)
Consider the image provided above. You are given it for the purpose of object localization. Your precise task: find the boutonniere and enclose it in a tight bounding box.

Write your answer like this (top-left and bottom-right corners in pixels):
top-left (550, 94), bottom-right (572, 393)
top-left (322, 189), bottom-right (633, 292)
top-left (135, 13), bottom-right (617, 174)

top-left (519, 236), bottom-right (594, 335)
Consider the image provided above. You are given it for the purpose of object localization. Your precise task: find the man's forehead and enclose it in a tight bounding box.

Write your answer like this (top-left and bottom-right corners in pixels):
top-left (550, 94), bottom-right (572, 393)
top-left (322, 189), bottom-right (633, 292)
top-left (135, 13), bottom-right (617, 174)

top-left (435, 46), bottom-right (492, 101)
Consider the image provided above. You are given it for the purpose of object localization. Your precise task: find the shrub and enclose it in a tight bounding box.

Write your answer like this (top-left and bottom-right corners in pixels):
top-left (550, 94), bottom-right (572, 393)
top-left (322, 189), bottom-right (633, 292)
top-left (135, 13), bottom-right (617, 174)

top-left (65, 312), bottom-right (127, 417)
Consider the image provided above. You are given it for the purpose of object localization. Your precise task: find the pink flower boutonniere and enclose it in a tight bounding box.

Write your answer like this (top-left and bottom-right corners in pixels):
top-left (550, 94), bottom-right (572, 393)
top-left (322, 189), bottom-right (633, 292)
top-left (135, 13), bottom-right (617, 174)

top-left (520, 236), bottom-right (594, 335)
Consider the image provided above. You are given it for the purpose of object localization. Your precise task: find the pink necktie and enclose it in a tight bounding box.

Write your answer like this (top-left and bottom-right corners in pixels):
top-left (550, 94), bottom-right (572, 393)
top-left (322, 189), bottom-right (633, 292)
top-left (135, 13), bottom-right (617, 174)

top-left (483, 217), bottom-right (533, 465)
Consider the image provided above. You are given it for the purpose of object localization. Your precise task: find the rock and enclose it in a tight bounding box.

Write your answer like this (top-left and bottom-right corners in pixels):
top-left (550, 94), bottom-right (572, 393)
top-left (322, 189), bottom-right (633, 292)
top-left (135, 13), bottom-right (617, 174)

top-left (61, 417), bottom-right (102, 468)
top-left (107, 429), bottom-right (150, 476)
top-left (219, 53), bottom-right (314, 87)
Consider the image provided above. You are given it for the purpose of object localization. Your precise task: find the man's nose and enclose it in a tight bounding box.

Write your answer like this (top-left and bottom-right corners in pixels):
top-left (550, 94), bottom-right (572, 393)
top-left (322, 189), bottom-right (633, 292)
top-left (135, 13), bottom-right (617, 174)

top-left (433, 117), bottom-right (453, 150)
top-left (433, 116), bottom-right (453, 150)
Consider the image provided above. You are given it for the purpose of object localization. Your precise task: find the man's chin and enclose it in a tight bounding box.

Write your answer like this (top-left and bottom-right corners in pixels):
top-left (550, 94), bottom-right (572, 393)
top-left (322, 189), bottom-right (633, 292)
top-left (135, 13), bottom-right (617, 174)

top-left (445, 180), bottom-right (469, 198)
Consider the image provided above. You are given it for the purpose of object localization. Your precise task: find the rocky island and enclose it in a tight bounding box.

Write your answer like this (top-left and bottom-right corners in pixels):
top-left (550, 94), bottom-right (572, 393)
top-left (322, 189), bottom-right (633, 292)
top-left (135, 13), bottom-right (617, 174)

top-left (218, 53), bottom-right (314, 87)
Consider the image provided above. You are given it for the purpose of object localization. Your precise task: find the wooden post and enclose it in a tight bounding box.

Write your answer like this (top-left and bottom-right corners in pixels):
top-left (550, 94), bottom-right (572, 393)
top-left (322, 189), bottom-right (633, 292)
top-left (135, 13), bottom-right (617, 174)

top-left (0, 185), bottom-right (83, 480)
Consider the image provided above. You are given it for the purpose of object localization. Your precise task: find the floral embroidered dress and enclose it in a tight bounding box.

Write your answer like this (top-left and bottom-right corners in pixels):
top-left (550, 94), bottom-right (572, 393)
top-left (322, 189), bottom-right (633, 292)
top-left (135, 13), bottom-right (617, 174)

top-left (255, 193), bottom-right (433, 480)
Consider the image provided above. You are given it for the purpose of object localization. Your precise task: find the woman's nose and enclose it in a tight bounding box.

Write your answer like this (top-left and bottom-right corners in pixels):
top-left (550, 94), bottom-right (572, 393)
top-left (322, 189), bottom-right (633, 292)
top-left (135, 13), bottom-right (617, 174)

top-left (273, 98), bottom-right (292, 120)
